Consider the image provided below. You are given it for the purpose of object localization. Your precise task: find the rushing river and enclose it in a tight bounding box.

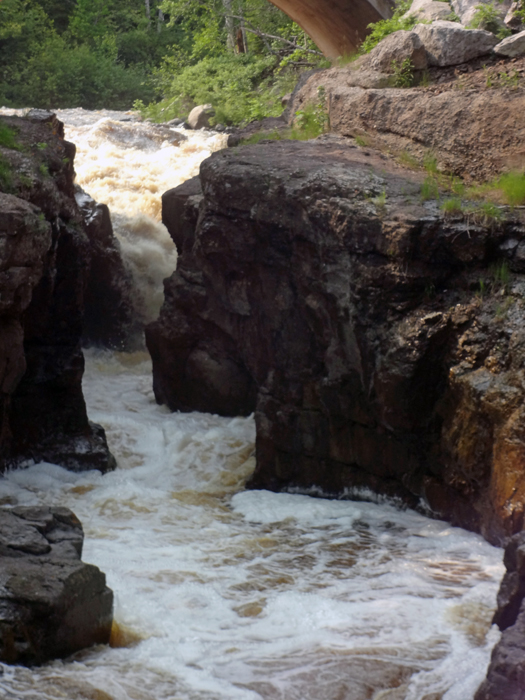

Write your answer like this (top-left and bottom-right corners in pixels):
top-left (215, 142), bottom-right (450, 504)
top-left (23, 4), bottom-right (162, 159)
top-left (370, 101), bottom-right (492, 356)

top-left (0, 109), bottom-right (504, 700)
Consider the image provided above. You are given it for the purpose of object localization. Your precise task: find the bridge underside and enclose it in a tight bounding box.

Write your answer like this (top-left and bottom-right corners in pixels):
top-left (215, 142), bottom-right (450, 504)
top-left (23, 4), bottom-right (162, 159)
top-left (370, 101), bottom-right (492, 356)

top-left (269, 0), bottom-right (393, 58)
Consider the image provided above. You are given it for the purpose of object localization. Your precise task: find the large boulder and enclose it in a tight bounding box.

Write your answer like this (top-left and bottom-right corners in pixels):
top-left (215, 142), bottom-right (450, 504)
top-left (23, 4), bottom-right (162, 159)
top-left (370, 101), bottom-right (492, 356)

top-left (0, 506), bottom-right (113, 665)
top-left (494, 29), bottom-right (525, 57)
top-left (187, 104), bottom-right (215, 130)
top-left (148, 137), bottom-right (525, 545)
top-left (413, 21), bottom-right (498, 66)
top-left (404, 0), bottom-right (453, 22)
top-left (368, 30), bottom-right (428, 71)
top-left (0, 112), bottom-right (116, 473)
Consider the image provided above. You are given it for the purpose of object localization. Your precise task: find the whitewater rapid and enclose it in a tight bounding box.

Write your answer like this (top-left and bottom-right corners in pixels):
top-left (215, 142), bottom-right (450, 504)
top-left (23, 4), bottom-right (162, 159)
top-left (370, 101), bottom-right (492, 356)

top-left (0, 109), bottom-right (504, 700)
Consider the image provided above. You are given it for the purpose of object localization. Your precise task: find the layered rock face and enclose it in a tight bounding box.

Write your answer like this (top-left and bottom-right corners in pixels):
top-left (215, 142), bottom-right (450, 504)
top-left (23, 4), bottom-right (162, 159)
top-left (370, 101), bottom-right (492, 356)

top-left (0, 111), bottom-right (118, 472)
top-left (0, 506), bottom-right (113, 665)
top-left (147, 137), bottom-right (525, 545)
top-left (291, 53), bottom-right (525, 182)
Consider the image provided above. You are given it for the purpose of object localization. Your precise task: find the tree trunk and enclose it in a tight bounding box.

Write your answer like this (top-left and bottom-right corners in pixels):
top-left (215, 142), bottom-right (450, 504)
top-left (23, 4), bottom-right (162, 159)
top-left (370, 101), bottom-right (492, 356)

top-left (157, 8), bottom-right (164, 32)
top-left (222, 0), bottom-right (235, 52)
top-left (145, 0), bottom-right (151, 20)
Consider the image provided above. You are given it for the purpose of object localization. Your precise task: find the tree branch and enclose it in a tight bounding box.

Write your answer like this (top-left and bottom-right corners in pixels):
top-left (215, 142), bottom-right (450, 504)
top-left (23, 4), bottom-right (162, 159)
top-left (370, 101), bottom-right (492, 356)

top-left (226, 14), bottom-right (323, 56)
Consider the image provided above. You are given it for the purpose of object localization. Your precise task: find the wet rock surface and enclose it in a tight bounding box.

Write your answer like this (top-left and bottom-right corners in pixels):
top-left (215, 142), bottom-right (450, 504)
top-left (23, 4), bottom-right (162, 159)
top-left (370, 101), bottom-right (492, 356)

top-left (148, 136), bottom-right (525, 545)
top-left (0, 506), bottom-right (113, 665)
top-left (76, 188), bottom-right (138, 349)
top-left (0, 111), bottom-right (117, 472)
top-left (475, 532), bottom-right (525, 699)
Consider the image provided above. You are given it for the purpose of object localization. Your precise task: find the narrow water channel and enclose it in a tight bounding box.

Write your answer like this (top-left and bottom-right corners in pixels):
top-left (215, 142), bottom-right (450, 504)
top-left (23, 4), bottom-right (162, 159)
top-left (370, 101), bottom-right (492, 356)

top-left (0, 110), bottom-right (504, 700)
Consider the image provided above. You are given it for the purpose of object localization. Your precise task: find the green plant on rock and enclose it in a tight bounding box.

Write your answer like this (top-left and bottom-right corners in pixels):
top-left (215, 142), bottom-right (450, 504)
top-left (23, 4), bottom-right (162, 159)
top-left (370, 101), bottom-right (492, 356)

top-left (359, 0), bottom-right (418, 54)
top-left (0, 124), bottom-right (22, 150)
top-left (0, 155), bottom-right (13, 191)
top-left (423, 152), bottom-right (439, 176)
top-left (468, 2), bottom-right (511, 38)
top-left (499, 70), bottom-right (520, 88)
top-left (478, 201), bottom-right (504, 223)
top-left (421, 175), bottom-right (440, 201)
top-left (293, 86), bottom-right (329, 139)
top-left (478, 278), bottom-right (486, 299)
top-left (497, 172), bottom-right (525, 206)
top-left (354, 133), bottom-right (370, 147)
top-left (391, 57), bottom-right (414, 88)
top-left (441, 197), bottom-right (463, 216)
top-left (491, 260), bottom-right (511, 291)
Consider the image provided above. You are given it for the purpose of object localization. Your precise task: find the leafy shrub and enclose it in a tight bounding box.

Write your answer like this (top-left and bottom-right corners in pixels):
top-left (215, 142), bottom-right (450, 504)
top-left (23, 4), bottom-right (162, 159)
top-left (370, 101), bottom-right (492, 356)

top-left (468, 2), bottom-right (511, 38)
top-left (144, 53), bottom-right (291, 125)
top-left (0, 35), bottom-right (155, 109)
top-left (359, 1), bottom-right (418, 54)
top-left (0, 124), bottom-right (21, 150)
top-left (391, 58), bottom-right (414, 87)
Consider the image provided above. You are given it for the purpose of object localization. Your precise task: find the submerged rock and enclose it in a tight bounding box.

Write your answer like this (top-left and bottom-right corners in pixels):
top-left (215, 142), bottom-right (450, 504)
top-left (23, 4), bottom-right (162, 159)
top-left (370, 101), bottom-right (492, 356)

top-left (0, 112), bottom-right (116, 472)
top-left (0, 506), bottom-right (113, 665)
top-left (148, 137), bottom-right (525, 545)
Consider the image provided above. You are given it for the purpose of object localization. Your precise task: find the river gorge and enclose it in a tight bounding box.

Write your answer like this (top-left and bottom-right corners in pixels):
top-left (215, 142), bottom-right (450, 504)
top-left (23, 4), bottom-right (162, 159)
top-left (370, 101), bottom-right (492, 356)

top-left (0, 110), bottom-right (513, 700)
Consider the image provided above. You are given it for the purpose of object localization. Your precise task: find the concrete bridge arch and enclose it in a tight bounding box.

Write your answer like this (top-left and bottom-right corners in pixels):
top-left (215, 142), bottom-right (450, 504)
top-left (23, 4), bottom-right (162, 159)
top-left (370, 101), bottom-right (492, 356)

top-left (268, 0), bottom-right (394, 58)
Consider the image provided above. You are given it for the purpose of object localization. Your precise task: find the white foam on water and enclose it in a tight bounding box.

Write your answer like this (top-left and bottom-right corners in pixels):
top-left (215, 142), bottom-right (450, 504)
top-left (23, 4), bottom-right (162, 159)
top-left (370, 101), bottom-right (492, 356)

top-left (0, 351), bottom-right (504, 700)
top-left (59, 109), bottom-right (227, 323)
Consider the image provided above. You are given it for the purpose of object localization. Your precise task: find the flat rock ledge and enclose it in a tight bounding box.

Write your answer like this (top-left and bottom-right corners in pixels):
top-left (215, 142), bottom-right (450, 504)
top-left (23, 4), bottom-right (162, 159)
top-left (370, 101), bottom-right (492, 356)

top-left (0, 506), bottom-right (113, 665)
top-left (475, 531), bottom-right (525, 700)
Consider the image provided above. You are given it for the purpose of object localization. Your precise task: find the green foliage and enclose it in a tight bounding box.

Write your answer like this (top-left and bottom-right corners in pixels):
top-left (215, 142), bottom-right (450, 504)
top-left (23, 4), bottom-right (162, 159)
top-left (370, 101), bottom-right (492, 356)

top-left (423, 152), bottom-right (439, 176)
top-left (354, 134), bottom-right (370, 147)
top-left (491, 260), bottom-right (511, 292)
top-left (421, 175), bottom-right (439, 201)
top-left (0, 0), bottom-right (322, 120)
top-left (0, 0), bottom-right (157, 109)
top-left (0, 124), bottom-right (22, 150)
top-left (391, 58), bottom-right (414, 87)
top-left (359, 0), bottom-right (418, 54)
top-left (499, 70), bottom-right (520, 88)
top-left (293, 86), bottom-right (328, 138)
top-left (497, 173), bottom-right (525, 206)
top-left (397, 150), bottom-right (419, 169)
top-left (441, 197), bottom-right (463, 216)
top-left (145, 53), bottom-right (281, 124)
top-left (478, 201), bottom-right (503, 222)
top-left (0, 156), bottom-right (13, 191)
top-left (468, 2), bottom-right (511, 38)
top-left (467, 172), bottom-right (525, 208)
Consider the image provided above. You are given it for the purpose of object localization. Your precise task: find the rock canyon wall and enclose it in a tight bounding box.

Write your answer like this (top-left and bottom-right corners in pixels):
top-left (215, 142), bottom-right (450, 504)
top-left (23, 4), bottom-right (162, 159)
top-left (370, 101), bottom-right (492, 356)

top-left (0, 111), bottom-right (127, 473)
top-left (147, 136), bottom-right (525, 547)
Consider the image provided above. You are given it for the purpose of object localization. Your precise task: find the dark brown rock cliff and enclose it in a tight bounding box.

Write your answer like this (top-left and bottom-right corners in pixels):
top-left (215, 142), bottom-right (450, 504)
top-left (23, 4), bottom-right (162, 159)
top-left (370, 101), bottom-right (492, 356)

top-left (0, 110), bottom-right (118, 472)
top-left (147, 136), bottom-right (525, 546)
